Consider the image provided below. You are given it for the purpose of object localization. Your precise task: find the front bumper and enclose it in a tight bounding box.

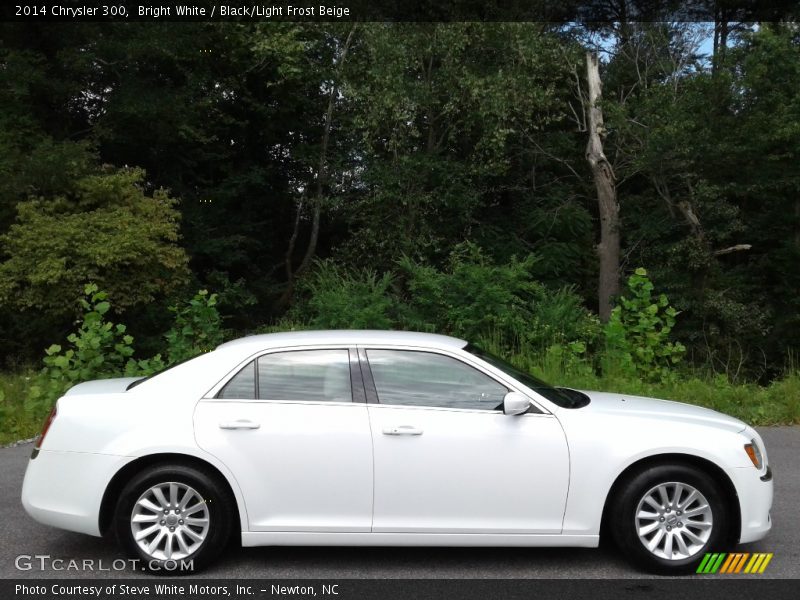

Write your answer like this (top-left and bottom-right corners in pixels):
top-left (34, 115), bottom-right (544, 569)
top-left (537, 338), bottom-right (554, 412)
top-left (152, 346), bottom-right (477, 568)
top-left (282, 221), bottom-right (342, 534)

top-left (730, 463), bottom-right (773, 544)
top-left (21, 449), bottom-right (132, 537)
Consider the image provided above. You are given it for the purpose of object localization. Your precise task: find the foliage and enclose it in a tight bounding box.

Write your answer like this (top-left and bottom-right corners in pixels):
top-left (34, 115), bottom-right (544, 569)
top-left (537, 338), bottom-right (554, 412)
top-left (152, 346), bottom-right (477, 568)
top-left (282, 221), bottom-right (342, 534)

top-left (604, 268), bottom-right (686, 382)
top-left (286, 244), bottom-right (595, 352)
top-left (543, 366), bottom-right (800, 428)
top-left (164, 290), bottom-right (224, 365)
top-left (339, 23), bottom-right (583, 270)
top-left (397, 243), bottom-right (542, 340)
top-left (291, 243), bottom-right (599, 358)
top-left (0, 371), bottom-right (41, 445)
top-left (471, 333), bottom-right (800, 427)
top-left (601, 24), bottom-right (800, 379)
top-left (22, 285), bottom-right (224, 414)
top-left (290, 260), bottom-right (395, 330)
top-left (26, 284), bottom-right (165, 413)
top-left (0, 22), bottom-right (799, 380)
top-left (398, 243), bottom-right (598, 352)
top-left (0, 168), bottom-right (189, 317)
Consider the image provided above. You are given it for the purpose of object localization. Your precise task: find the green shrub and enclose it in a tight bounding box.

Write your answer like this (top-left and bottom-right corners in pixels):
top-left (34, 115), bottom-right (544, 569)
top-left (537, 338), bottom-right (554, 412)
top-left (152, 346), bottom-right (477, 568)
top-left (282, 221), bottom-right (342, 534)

top-left (524, 287), bottom-right (601, 353)
top-left (397, 243), bottom-right (539, 340)
top-left (0, 371), bottom-right (42, 444)
top-left (164, 290), bottom-right (224, 365)
top-left (23, 287), bottom-right (224, 414)
top-left (0, 168), bottom-right (189, 318)
top-left (398, 242), bottom-right (598, 351)
top-left (254, 317), bottom-right (312, 335)
top-left (290, 244), bottom-right (599, 358)
top-left (27, 284), bottom-right (164, 413)
top-left (290, 260), bottom-right (396, 330)
top-left (604, 268), bottom-right (686, 382)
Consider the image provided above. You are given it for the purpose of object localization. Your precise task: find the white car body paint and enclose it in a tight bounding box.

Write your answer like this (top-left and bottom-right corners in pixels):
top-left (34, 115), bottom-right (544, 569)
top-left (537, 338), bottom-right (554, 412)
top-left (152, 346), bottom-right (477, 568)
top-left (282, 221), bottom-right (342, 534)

top-left (21, 330), bottom-right (772, 555)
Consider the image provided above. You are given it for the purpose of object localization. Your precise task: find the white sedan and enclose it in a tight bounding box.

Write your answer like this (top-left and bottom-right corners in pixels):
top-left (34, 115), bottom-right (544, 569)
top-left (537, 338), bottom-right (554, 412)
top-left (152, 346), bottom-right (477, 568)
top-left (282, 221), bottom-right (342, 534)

top-left (21, 330), bottom-right (772, 573)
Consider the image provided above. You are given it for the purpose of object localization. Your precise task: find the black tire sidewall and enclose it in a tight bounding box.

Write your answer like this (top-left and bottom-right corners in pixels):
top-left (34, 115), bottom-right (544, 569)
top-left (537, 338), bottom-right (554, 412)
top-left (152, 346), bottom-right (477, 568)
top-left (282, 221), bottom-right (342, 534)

top-left (612, 464), bottom-right (730, 574)
top-left (114, 463), bottom-right (234, 574)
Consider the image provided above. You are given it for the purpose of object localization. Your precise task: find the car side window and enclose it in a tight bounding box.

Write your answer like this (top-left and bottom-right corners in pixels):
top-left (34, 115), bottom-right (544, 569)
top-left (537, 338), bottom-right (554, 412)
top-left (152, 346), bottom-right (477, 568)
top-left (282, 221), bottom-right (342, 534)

top-left (366, 349), bottom-right (507, 410)
top-left (217, 349), bottom-right (352, 402)
top-left (218, 360), bottom-right (256, 399)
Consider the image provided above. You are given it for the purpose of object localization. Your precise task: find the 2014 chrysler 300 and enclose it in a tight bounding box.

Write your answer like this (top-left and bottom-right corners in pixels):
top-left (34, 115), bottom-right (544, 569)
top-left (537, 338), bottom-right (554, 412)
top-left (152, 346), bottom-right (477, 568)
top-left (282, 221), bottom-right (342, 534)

top-left (21, 330), bottom-right (772, 573)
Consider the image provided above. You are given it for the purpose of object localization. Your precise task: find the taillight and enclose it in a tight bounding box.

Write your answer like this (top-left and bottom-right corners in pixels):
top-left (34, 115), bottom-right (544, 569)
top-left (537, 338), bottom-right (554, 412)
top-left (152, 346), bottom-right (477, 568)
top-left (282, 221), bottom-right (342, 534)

top-left (34, 404), bottom-right (57, 452)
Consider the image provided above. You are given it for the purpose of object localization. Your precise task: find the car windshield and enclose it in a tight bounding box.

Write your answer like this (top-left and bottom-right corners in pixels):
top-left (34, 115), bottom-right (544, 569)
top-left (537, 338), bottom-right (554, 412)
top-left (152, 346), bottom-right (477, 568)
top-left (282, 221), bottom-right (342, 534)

top-left (465, 344), bottom-right (588, 409)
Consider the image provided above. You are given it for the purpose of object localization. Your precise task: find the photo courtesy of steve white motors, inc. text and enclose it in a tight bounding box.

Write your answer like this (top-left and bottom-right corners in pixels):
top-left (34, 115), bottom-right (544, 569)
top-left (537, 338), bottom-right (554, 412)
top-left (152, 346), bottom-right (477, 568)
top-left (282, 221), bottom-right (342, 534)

top-left (14, 583), bottom-right (340, 597)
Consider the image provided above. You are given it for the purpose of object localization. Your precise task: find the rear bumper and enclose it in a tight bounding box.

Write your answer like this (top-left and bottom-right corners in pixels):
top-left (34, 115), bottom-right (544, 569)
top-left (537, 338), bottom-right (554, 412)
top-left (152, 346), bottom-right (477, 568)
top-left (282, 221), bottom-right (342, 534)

top-left (730, 464), bottom-right (773, 544)
top-left (21, 449), bottom-right (132, 537)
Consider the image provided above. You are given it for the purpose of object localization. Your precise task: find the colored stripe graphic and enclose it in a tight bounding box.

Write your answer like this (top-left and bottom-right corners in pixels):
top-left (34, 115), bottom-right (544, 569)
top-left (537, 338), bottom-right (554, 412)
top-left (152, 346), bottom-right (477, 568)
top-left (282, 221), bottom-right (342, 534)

top-left (757, 554), bottom-right (773, 573)
top-left (733, 553), bottom-right (750, 573)
top-left (696, 553), bottom-right (712, 573)
top-left (697, 552), bottom-right (772, 574)
top-left (744, 553), bottom-right (774, 574)
top-left (711, 553), bottom-right (726, 573)
top-left (719, 553), bottom-right (738, 573)
top-left (746, 554), bottom-right (762, 573)
top-left (697, 553), bottom-right (726, 573)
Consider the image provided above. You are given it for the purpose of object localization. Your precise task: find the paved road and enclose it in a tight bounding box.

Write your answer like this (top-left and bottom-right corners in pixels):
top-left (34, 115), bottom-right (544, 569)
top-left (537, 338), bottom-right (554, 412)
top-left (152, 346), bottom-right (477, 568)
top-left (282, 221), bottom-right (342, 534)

top-left (1, 428), bottom-right (797, 579)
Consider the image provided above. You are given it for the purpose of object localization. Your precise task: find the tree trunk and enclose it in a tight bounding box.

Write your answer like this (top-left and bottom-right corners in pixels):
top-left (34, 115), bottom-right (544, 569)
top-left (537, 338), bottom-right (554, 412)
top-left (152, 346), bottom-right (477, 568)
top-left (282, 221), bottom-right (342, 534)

top-left (796, 196), bottom-right (800, 250)
top-left (275, 25), bottom-right (356, 311)
top-left (585, 52), bottom-right (620, 322)
top-left (712, 14), bottom-right (729, 75)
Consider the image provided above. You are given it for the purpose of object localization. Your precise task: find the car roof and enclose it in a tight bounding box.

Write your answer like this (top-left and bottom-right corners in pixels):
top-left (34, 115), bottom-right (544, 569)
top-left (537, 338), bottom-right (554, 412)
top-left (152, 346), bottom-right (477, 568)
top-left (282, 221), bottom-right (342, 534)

top-left (128, 330), bottom-right (468, 400)
top-left (215, 329), bottom-right (467, 352)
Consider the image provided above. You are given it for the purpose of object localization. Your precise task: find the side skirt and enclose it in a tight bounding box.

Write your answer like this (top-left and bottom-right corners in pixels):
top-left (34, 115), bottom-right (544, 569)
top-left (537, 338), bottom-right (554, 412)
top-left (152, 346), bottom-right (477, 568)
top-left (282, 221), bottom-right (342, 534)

top-left (241, 532), bottom-right (599, 548)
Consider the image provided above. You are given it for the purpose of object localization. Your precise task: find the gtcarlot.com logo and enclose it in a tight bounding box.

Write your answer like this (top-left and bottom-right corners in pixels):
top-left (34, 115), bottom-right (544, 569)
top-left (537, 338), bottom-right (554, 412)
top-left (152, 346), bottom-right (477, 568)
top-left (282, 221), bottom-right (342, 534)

top-left (696, 552), bottom-right (773, 574)
top-left (14, 554), bottom-right (194, 572)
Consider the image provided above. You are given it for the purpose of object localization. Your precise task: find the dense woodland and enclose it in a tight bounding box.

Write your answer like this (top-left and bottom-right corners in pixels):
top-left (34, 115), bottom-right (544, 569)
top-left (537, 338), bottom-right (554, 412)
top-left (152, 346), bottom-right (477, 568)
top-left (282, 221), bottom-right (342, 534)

top-left (1, 21), bottom-right (799, 387)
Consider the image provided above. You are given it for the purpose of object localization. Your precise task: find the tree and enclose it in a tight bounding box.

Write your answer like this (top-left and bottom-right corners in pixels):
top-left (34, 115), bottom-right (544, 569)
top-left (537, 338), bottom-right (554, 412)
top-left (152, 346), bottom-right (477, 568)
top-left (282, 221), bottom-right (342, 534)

top-left (340, 23), bottom-right (586, 278)
top-left (84, 23), bottom-right (343, 325)
top-left (275, 24), bottom-right (358, 309)
top-left (585, 51), bottom-right (620, 322)
top-left (0, 167), bottom-right (189, 317)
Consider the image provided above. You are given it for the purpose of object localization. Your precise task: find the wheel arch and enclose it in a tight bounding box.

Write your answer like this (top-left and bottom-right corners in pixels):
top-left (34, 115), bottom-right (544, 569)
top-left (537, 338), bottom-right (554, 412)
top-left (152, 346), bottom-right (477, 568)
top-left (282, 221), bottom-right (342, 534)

top-left (599, 453), bottom-right (741, 545)
top-left (99, 452), bottom-right (243, 538)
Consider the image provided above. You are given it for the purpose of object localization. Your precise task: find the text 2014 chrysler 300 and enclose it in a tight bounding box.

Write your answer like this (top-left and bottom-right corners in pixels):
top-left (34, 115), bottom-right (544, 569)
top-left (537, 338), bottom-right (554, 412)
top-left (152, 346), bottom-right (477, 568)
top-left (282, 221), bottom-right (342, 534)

top-left (22, 330), bottom-right (772, 573)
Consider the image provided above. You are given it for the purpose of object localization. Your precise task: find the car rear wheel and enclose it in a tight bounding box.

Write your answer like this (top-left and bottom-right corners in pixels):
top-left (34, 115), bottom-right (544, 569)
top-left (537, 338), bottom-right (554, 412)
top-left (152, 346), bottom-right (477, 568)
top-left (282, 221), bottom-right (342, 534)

top-left (611, 464), bottom-right (731, 574)
top-left (114, 464), bottom-right (235, 574)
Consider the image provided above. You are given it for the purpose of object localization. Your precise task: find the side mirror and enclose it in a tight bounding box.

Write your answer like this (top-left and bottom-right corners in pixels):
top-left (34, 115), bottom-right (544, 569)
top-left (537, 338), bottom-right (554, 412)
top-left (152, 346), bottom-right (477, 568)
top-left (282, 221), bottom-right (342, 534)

top-left (503, 391), bottom-right (531, 416)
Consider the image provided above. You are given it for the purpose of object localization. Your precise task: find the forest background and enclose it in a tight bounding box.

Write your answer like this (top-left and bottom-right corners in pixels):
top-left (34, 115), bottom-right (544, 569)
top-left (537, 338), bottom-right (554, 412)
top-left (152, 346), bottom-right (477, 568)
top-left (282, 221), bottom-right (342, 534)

top-left (1, 18), bottom-right (799, 441)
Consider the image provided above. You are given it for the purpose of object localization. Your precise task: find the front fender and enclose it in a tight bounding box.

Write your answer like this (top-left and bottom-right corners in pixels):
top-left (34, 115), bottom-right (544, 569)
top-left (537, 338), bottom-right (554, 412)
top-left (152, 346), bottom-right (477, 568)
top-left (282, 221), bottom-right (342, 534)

top-left (556, 411), bottom-right (752, 535)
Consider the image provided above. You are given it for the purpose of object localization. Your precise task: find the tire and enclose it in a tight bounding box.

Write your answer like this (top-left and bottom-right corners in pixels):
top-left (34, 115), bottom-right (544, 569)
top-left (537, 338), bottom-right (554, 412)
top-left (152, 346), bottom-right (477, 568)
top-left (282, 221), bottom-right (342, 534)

top-left (610, 464), bottom-right (731, 574)
top-left (114, 463), bottom-right (235, 574)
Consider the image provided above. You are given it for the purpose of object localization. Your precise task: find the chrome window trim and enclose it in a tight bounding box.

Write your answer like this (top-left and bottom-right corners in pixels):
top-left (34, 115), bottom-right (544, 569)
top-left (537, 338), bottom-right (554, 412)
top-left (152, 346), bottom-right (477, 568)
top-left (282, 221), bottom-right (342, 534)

top-left (204, 345), bottom-right (354, 402)
top-left (358, 344), bottom-right (552, 415)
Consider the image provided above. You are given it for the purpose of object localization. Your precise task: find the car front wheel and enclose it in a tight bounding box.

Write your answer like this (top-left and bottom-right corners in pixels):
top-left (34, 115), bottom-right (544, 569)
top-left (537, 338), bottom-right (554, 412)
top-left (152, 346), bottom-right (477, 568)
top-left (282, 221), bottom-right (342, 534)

top-left (114, 464), bottom-right (235, 573)
top-left (611, 464), bottom-right (731, 574)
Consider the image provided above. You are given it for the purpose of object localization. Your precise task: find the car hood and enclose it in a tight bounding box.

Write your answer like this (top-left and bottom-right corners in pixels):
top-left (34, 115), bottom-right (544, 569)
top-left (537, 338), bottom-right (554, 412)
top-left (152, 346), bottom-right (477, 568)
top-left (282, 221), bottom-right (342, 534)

top-left (63, 377), bottom-right (142, 396)
top-left (575, 390), bottom-right (748, 433)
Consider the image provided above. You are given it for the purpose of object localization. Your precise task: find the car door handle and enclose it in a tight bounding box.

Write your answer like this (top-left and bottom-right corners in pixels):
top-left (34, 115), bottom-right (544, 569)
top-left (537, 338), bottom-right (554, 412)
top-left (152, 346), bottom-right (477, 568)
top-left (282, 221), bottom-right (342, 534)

top-left (219, 419), bottom-right (261, 430)
top-left (382, 426), bottom-right (424, 436)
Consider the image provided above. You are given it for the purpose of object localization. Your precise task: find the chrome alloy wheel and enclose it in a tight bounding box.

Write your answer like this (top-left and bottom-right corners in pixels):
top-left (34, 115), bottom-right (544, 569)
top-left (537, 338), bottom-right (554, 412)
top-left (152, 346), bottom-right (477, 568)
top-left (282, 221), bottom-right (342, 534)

top-left (130, 481), bottom-right (210, 561)
top-left (634, 481), bottom-right (713, 560)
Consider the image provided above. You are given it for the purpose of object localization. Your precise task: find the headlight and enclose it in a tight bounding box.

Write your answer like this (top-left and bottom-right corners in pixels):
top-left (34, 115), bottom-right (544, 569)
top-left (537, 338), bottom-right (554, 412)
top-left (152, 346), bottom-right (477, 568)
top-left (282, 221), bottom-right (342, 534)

top-left (744, 439), bottom-right (763, 469)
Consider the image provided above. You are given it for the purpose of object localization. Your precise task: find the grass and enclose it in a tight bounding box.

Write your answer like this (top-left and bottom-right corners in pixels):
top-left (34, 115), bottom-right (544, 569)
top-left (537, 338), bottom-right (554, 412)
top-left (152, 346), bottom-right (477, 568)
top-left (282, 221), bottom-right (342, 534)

top-left (0, 370), bottom-right (43, 446)
top-left (522, 353), bottom-right (800, 427)
top-left (1, 356), bottom-right (799, 446)
top-left (472, 332), bottom-right (800, 426)
top-left (543, 368), bottom-right (800, 426)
